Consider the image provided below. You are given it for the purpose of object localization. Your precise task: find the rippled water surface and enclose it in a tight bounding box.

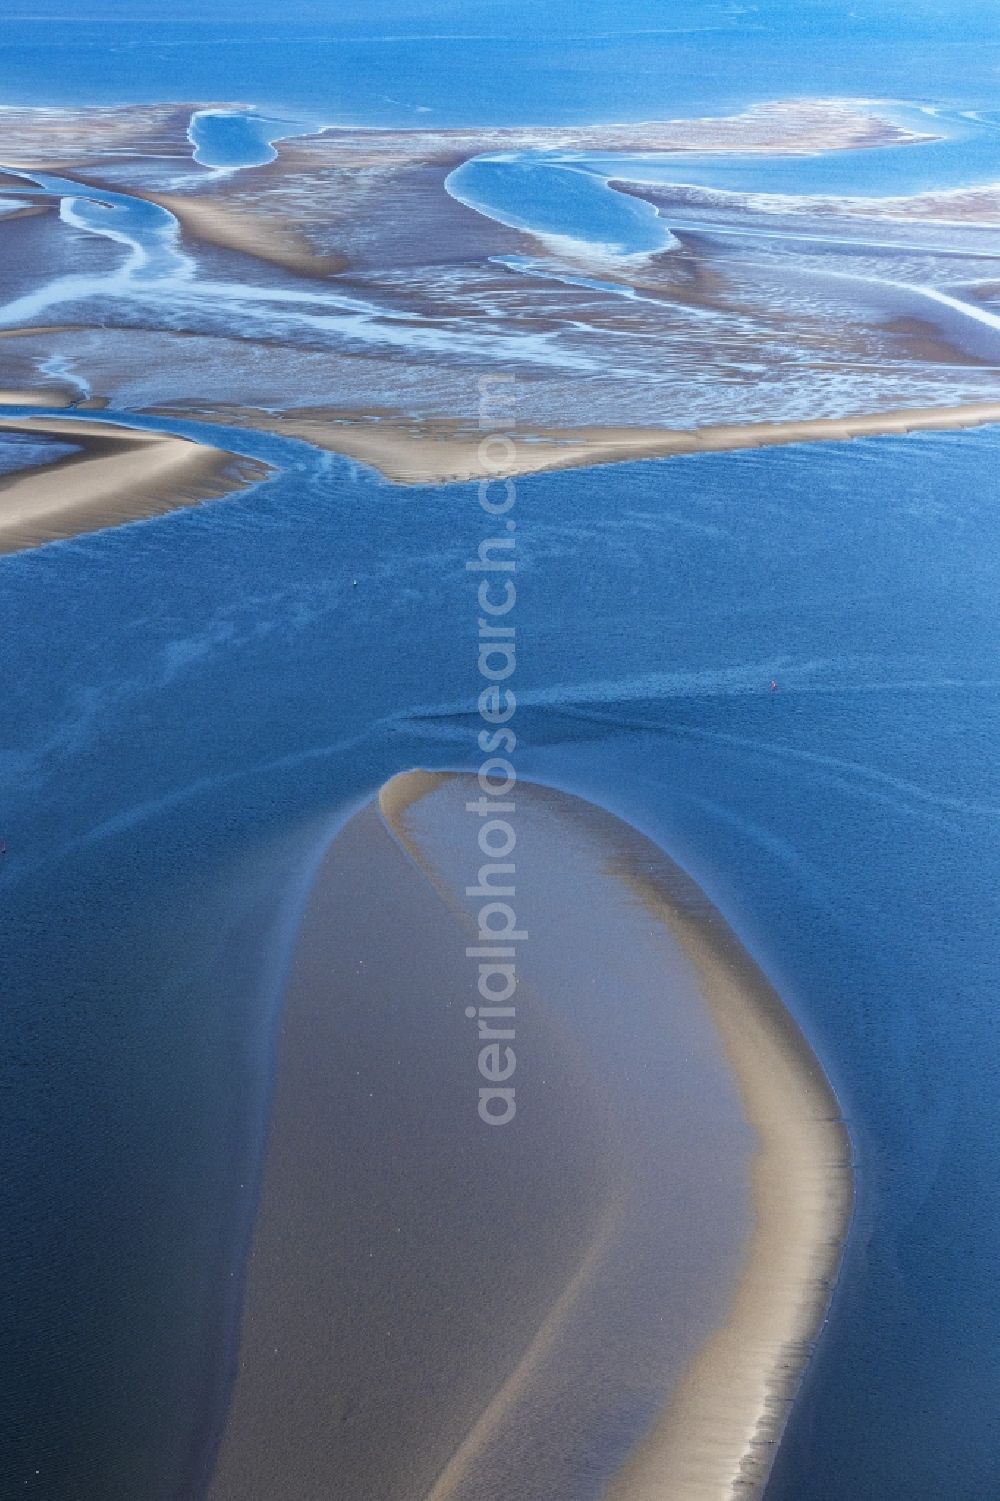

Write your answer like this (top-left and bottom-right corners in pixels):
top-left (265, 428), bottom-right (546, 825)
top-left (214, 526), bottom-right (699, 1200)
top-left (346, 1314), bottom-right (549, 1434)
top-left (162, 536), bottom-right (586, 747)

top-left (4, 0), bottom-right (1000, 123)
top-left (3, 3), bottom-right (1000, 1497)
top-left (0, 415), bottom-right (998, 1498)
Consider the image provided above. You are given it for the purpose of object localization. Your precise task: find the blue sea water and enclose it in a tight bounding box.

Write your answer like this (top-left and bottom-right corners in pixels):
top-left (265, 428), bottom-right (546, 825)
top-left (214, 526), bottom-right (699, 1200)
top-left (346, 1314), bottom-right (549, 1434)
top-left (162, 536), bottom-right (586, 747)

top-left (3, 2), bottom-right (1000, 1498)
top-left (2, 1), bottom-right (1000, 125)
top-left (1, 413), bottom-right (999, 1498)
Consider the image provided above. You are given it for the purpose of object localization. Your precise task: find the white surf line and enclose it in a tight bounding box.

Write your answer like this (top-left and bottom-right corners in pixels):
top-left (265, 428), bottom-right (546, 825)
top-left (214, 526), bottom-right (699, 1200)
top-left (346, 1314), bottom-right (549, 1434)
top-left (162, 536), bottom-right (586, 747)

top-left (0, 263), bottom-right (602, 371)
top-left (775, 260), bottom-right (1000, 344)
top-left (618, 207), bottom-right (1000, 259)
top-left (36, 353), bottom-right (91, 402)
top-left (489, 253), bottom-right (726, 317)
top-left (899, 281), bottom-right (1000, 334)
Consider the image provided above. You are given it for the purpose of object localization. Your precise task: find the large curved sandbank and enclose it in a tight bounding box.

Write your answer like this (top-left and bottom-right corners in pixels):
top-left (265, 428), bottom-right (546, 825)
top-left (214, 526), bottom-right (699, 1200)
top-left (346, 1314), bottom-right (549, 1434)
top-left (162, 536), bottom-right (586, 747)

top-left (0, 413), bottom-right (269, 552)
top-left (205, 772), bottom-right (850, 1500)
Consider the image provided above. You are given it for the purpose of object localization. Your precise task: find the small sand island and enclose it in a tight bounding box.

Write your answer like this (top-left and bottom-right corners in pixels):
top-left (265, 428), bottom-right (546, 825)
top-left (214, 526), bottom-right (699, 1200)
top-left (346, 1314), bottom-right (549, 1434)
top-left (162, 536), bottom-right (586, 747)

top-left (0, 415), bottom-right (269, 552)
top-left (203, 772), bottom-right (851, 1501)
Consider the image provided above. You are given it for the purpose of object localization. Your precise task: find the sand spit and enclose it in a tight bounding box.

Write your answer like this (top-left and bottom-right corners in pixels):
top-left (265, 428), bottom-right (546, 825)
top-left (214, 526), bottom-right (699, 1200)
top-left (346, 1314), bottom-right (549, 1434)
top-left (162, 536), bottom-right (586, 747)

top-left (293, 96), bottom-right (932, 165)
top-left (0, 415), bottom-right (270, 551)
top-left (0, 388), bottom-right (74, 407)
top-left (0, 327), bottom-right (84, 343)
top-left (151, 400), bottom-right (1000, 485)
top-left (144, 192), bottom-right (349, 279)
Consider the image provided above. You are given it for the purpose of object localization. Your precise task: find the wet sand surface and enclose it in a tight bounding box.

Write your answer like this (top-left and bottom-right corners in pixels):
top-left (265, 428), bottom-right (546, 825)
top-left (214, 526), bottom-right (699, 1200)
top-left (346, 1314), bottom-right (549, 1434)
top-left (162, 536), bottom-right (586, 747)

top-left (151, 400), bottom-right (1000, 486)
top-left (143, 192), bottom-right (349, 279)
top-left (205, 774), bottom-right (849, 1501)
top-left (5, 94), bottom-right (991, 445)
top-left (0, 415), bottom-right (270, 552)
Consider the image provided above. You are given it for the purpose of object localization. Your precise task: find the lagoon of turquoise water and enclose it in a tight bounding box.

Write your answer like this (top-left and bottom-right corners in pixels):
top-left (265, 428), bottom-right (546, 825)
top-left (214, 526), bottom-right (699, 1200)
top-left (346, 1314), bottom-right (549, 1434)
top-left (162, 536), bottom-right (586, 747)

top-left (446, 152), bottom-right (680, 256)
top-left (187, 109), bottom-right (317, 168)
top-left (448, 105), bottom-right (1000, 260)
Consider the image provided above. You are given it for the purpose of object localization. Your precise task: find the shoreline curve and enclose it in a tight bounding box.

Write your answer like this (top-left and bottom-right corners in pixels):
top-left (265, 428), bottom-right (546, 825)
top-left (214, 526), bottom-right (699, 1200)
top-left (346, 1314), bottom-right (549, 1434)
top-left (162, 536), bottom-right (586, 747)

top-left (148, 398), bottom-right (1000, 486)
top-left (0, 412), bottom-right (271, 552)
top-left (383, 771), bottom-right (853, 1501)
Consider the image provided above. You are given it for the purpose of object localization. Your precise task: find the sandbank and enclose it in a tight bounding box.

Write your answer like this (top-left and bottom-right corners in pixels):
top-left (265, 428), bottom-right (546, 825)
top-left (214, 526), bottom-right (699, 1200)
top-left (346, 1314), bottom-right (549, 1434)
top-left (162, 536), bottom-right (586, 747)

top-left (0, 415), bottom-right (269, 551)
top-left (204, 771), bottom-right (850, 1501)
top-left (159, 400), bottom-right (1000, 485)
top-left (0, 388), bottom-right (73, 407)
top-left (141, 191), bottom-right (348, 279)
